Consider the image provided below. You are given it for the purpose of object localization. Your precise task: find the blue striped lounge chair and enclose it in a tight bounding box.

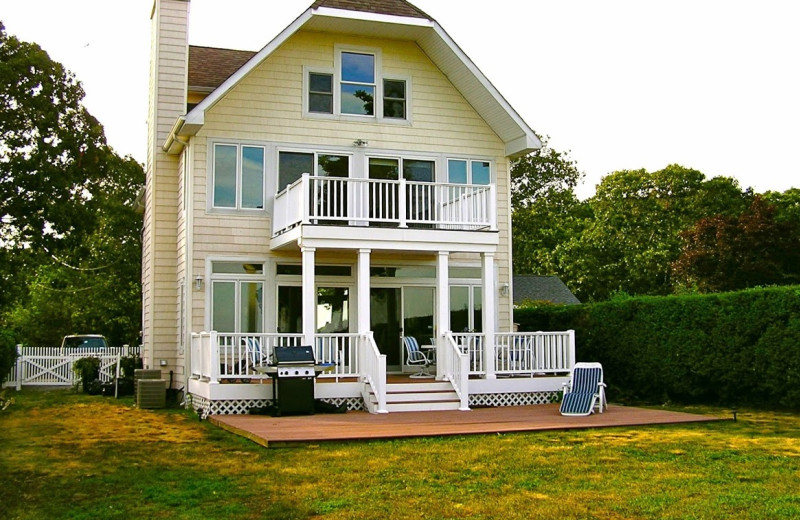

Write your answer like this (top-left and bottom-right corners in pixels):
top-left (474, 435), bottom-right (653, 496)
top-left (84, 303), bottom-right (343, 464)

top-left (560, 362), bottom-right (607, 416)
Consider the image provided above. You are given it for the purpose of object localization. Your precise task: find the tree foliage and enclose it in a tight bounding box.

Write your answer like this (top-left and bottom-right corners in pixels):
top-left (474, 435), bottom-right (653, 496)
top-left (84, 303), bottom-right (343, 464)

top-left (511, 138), bottom-right (587, 276)
top-left (0, 24), bottom-right (143, 346)
top-left (672, 197), bottom-right (800, 293)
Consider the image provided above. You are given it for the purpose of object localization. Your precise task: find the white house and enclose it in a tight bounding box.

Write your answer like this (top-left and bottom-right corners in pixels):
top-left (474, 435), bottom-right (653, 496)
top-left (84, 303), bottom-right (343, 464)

top-left (144, 0), bottom-right (575, 415)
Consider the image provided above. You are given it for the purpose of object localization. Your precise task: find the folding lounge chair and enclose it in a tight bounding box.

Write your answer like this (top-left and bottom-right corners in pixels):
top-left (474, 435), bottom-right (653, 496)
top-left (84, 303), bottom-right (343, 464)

top-left (403, 336), bottom-right (434, 378)
top-left (560, 362), bottom-right (607, 416)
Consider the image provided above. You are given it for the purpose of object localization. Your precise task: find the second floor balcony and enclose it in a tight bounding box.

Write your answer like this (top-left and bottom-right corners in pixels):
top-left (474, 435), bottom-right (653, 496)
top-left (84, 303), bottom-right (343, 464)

top-left (273, 174), bottom-right (498, 239)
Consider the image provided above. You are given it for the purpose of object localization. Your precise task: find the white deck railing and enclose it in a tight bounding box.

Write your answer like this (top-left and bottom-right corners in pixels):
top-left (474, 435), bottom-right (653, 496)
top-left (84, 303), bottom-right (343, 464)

top-left (495, 331), bottom-right (575, 375)
top-left (273, 174), bottom-right (497, 234)
top-left (446, 331), bottom-right (575, 376)
top-left (358, 332), bottom-right (387, 414)
top-left (442, 333), bottom-right (470, 410)
top-left (190, 332), bottom-right (372, 383)
top-left (449, 332), bottom-right (486, 375)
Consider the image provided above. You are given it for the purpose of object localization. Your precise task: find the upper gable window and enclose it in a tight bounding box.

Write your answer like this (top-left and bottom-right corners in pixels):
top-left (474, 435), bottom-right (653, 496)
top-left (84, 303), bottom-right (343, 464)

top-left (304, 47), bottom-right (410, 123)
top-left (213, 143), bottom-right (265, 210)
top-left (383, 80), bottom-right (406, 119)
top-left (340, 52), bottom-right (375, 116)
top-left (309, 73), bottom-right (333, 114)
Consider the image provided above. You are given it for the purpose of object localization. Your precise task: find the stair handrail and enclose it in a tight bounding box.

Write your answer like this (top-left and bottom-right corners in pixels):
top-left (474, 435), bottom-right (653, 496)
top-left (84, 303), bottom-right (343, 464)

top-left (359, 332), bottom-right (387, 414)
top-left (444, 332), bottom-right (470, 411)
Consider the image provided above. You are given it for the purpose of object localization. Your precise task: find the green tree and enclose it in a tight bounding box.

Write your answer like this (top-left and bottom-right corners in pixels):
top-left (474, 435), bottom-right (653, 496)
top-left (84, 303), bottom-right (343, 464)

top-left (559, 165), bottom-right (750, 301)
top-left (510, 136), bottom-right (583, 209)
top-left (511, 137), bottom-right (587, 279)
top-left (0, 24), bottom-right (144, 346)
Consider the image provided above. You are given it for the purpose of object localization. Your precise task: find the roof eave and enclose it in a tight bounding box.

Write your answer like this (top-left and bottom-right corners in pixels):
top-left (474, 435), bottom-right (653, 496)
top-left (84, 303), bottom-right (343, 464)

top-left (183, 8), bottom-right (314, 127)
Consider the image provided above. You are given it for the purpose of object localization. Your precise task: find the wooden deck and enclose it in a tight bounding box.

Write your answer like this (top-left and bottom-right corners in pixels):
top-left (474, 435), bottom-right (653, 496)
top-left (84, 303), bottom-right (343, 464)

top-left (210, 405), bottom-right (724, 447)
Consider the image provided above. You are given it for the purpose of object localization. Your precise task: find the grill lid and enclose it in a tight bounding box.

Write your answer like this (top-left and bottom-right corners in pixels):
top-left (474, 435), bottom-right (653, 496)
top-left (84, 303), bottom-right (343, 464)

top-left (272, 346), bottom-right (316, 365)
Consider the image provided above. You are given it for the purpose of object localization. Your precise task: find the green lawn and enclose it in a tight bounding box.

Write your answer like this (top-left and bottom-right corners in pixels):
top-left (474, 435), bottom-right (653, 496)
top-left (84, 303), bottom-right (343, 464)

top-left (1, 389), bottom-right (798, 520)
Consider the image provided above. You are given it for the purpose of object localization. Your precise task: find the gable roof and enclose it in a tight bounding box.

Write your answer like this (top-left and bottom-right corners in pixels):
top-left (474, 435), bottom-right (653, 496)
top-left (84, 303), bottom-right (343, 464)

top-left (188, 46), bottom-right (256, 92)
top-left (170, 0), bottom-right (541, 157)
top-left (310, 0), bottom-right (431, 19)
top-left (513, 275), bottom-right (581, 305)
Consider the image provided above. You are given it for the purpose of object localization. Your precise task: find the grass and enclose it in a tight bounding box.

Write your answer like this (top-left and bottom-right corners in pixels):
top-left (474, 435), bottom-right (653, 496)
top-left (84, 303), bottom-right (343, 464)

top-left (1, 390), bottom-right (799, 520)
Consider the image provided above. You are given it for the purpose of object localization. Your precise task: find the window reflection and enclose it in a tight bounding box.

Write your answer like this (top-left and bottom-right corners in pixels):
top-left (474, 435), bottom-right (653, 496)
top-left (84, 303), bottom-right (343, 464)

top-left (341, 52), bottom-right (375, 115)
top-left (278, 151), bottom-right (313, 192)
top-left (213, 144), bottom-right (237, 208)
top-left (241, 146), bottom-right (264, 209)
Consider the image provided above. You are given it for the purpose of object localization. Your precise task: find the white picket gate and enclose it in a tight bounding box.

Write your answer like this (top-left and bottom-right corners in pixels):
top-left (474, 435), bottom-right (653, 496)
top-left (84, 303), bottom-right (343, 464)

top-left (3, 346), bottom-right (140, 390)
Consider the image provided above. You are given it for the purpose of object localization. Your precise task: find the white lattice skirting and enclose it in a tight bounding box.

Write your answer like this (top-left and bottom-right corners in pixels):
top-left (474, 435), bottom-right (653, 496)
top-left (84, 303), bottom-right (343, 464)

top-left (188, 394), bottom-right (364, 418)
top-left (470, 391), bottom-right (559, 407)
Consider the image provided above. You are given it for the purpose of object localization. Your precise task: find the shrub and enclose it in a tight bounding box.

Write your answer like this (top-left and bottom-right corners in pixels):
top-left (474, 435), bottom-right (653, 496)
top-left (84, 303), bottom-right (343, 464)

top-left (0, 330), bottom-right (18, 387)
top-left (515, 285), bottom-right (800, 409)
top-left (73, 356), bottom-right (101, 394)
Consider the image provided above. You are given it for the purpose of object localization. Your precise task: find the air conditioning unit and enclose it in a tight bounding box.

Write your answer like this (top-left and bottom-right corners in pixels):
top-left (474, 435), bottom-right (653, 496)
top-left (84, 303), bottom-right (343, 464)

top-left (137, 379), bottom-right (166, 409)
top-left (134, 369), bottom-right (162, 402)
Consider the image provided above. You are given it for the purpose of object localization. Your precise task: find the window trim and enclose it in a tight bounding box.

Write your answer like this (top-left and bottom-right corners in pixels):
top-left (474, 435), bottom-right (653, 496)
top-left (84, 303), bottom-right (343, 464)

top-left (209, 141), bottom-right (267, 213)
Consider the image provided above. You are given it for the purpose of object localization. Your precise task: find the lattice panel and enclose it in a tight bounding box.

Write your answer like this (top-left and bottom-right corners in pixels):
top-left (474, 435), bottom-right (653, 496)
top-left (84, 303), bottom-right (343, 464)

top-left (319, 397), bottom-right (365, 412)
top-left (188, 394), bottom-right (273, 418)
top-left (470, 391), bottom-right (559, 408)
top-left (189, 393), bottom-right (365, 417)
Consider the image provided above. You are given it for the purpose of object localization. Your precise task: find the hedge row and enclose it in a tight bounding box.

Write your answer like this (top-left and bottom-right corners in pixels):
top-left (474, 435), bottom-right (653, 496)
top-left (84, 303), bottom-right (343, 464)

top-left (515, 286), bottom-right (800, 409)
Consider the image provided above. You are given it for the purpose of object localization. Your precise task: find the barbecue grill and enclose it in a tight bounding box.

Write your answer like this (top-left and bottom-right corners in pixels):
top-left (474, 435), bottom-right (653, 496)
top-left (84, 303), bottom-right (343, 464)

top-left (265, 346), bottom-right (319, 416)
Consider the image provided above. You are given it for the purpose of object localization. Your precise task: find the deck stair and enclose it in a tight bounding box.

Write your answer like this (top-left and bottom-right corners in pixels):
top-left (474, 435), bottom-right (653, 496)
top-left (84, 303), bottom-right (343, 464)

top-left (367, 380), bottom-right (463, 412)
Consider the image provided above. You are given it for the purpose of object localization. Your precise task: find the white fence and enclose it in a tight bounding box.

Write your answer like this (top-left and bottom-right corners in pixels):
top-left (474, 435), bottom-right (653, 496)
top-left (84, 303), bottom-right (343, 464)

top-left (3, 346), bottom-right (141, 390)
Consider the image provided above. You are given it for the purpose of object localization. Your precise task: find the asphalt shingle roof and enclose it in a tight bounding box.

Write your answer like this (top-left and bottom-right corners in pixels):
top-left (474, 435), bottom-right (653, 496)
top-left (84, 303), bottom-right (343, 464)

top-left (513, 275), bottom-right (581, 305)
top-left (310, 0), bottom-right (431, 19)
top-left (188, 45), bottom-right (256, 90)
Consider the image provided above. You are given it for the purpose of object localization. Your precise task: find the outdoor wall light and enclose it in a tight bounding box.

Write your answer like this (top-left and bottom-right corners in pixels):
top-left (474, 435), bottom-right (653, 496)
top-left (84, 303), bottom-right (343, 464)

top-left (353, 139), bottom-right (369, 147)
top-left (500, 283), bottom-right (510, 297)
top-left (194, 275), bottom-right (203, 291)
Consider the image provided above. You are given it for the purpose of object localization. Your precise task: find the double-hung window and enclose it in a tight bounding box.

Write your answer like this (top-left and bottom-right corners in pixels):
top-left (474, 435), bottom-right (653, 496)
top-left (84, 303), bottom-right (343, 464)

top-left (383, 79), bottom-right (406, 119)
top-left (308, 72), bottom-right (333, 114)
top-left (212, 143), bottom-right (265, 210)
top-left (340, 51), bottom-right (376, 116)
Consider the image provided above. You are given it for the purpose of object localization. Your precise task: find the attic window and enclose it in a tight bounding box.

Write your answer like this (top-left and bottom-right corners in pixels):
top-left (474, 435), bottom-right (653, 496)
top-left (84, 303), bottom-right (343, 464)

top-left (308, 73), bottom-right (333, 114)
top-left (340, 52), bottom-right (375, 116)
top-left (383, 80), bottom-right (406, 119)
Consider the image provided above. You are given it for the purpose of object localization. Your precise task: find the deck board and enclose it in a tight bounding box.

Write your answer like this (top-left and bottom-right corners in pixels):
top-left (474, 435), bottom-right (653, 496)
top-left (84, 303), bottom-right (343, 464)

top-left (210, 405), bottom-right (723, 447)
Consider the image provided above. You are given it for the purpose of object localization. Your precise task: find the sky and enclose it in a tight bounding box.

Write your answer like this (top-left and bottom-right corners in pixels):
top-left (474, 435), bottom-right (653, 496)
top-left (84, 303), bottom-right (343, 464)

top-left (3, 0), bottom-right (798, 199)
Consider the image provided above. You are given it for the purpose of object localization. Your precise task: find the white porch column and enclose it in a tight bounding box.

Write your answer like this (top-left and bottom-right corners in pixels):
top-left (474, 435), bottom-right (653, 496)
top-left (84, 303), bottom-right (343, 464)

top-left (357, 249), bottom-right (371, 334)
top-left (435, 251), bottom-right (450, 380)
top-left (482, 252), bottom-right (496, 379)
top-left (302, 246), bottom-right (316, 347)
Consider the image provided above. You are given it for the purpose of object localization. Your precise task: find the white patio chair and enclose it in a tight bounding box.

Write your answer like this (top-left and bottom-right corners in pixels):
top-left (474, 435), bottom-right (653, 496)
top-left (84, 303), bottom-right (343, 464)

top-left (403, 336), bottom-right (434, 379)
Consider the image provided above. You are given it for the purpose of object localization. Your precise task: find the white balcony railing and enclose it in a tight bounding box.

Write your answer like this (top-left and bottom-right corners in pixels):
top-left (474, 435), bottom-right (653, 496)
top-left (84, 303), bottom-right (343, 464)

top-left (273, 174), bottom-right (497, 235)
